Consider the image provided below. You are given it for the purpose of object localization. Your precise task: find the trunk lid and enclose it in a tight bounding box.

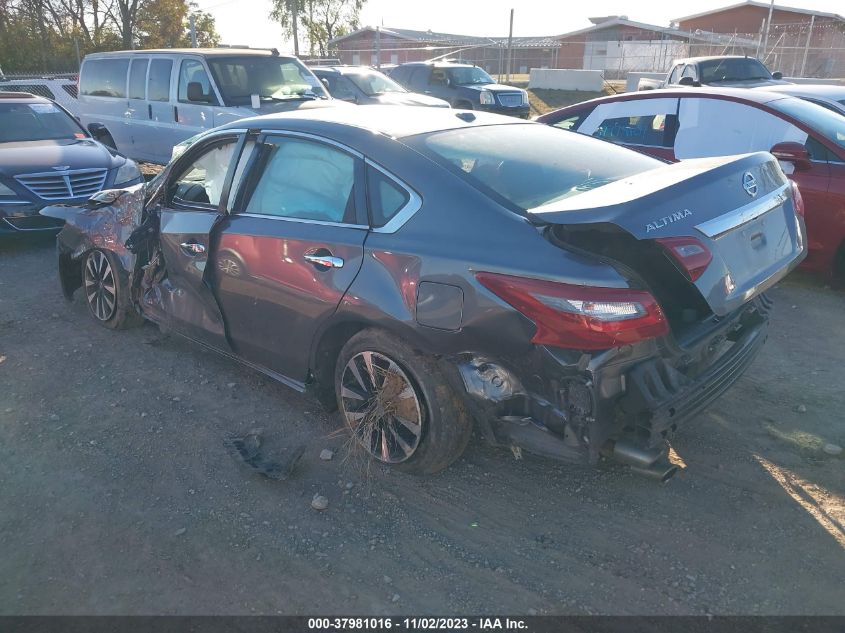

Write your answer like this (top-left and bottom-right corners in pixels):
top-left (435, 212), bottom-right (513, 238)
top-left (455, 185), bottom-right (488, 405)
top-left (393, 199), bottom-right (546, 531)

top-left (530, 152), bottom-right (805, 316)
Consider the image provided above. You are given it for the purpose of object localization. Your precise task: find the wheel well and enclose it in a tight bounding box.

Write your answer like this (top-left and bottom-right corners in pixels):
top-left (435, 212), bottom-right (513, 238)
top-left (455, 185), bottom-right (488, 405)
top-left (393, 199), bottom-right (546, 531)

top-left (58, 250), bottom-right (83, 300)
top-left (309, 321), bottom-right (369, 409)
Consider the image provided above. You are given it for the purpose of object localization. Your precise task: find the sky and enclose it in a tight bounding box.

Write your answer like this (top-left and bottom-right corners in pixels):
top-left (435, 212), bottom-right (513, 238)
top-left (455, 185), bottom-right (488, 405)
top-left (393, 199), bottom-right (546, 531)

top-left (193, 0), bottom-right (845, 50)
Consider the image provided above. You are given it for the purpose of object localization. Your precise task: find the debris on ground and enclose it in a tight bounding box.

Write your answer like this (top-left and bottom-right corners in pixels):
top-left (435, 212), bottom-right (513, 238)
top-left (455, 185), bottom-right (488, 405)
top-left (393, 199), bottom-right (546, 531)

top-left (319, 448), bottom-right (334, 461)
top-left (822, 443), bottom-right (843, 456)
top-left (795, 404), bottom-right (808, 413)
top-left (174, 527), bottom-right (186, 536)
top-left (311, 494), bottom-right (329, 511)
top-left (226, 431), bottom-right (305, 480)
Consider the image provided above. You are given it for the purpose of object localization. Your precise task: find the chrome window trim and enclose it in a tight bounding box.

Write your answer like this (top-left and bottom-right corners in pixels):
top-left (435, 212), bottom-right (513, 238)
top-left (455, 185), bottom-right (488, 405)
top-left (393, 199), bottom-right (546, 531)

top-left (365, 159), bottom-right (422, 234)
top-left (259, 129), bottom-right (364, 159)
top-left (238, 212), bottom-right (368, 230)
top-left (695, 183), bottom-right (790, 239)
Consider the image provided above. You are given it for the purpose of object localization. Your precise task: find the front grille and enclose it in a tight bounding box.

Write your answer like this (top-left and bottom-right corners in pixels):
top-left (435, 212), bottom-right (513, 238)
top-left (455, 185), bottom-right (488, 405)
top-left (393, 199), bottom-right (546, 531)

top-left (497, 92), bottom-right (524, 107)
top-left (15, 168), bottom-right (107, 200)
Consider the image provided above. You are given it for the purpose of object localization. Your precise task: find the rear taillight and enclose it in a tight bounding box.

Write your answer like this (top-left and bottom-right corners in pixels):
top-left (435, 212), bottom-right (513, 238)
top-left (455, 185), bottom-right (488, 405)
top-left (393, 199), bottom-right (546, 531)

top-left (790, 180), bottom-right (805, 217)
top-left (655, 236), bottom-right (712, 282)
top-left (475, 272), bottom-right (669, 351)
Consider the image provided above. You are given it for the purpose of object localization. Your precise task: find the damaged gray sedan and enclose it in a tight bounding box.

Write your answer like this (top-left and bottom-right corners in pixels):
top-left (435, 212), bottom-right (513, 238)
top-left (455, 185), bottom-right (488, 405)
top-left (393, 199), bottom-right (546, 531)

top-left (42, 106), bottom-right (806, 479)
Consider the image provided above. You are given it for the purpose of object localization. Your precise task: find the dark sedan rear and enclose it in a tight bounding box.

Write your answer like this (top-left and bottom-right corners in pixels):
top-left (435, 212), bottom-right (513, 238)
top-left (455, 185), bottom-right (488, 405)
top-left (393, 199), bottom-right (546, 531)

top-left (42, 106), bottom-right (805, 480)
top-left (0, 92), bottom-right (142, 234)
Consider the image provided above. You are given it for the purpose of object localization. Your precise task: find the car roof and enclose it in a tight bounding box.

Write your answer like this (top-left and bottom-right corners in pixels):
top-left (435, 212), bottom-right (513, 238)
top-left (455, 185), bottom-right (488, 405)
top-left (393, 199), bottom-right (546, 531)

top-left (0, 91), bottom-right (50, 103)
top-left (85, 48), bottom-right (294, 59)
top-left (554, 87), bottom-right (795, 111)
top-left (671, 55), bottom-right (760, 65)
top-left (224, 104), bottom-right (524, 138)
top-left (312, 66), bottom-right (384, 75)
top-left (755, 84), bottom-right (845, 99)
top-left (398, 61), bottom-right (475, 68)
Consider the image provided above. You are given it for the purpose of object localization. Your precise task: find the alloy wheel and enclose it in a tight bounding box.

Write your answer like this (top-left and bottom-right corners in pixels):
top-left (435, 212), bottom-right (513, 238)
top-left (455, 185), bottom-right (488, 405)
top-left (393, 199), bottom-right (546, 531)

top-left (84, 251), bottom-right (117, 322)
top-left (340, 351), bottom-right (424, 463)
top-left (218, 256), bottom-right (242, 277)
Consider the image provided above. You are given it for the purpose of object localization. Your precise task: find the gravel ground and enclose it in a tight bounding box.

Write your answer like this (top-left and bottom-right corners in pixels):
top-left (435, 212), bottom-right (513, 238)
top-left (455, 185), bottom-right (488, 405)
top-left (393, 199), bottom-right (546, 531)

top-left (1, 235), bottom-right (843, 615)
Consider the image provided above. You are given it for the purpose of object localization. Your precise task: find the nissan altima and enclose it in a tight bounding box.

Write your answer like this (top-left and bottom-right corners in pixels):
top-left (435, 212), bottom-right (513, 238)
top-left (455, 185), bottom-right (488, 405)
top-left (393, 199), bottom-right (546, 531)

top-left (41, 106), bottom-right (805, 480)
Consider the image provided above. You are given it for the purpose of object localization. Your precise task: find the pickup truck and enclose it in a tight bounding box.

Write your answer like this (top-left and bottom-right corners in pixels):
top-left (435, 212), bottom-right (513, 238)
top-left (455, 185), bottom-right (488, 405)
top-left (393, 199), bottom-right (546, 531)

top-left (638, 55), bottom-right (790, 90)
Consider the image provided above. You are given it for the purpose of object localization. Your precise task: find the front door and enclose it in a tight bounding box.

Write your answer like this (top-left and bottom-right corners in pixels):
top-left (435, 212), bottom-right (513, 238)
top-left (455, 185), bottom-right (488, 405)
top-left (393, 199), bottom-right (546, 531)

top-left (211, 133), bottom-right (368, 382)
top-left (153, 133), bottom-right (243, 349)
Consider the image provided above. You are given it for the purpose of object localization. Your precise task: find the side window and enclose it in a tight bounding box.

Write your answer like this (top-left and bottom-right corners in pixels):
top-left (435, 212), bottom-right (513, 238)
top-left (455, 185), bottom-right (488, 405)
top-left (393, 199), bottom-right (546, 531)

top-left (681, 65), bottom-right (696, 80)
top-left (328, 76), bottom-right (357, 101)
top-left (805, 136), bottom-right (832, 162)
top-left (550, 107), bottom-right (595, 131)
top-left (244, 137), bottom-right (357, 223)
top-left (593, 114), bottom-right (678, 147)
top-left (667, 65), bottom-right (681, 85)
top-left (169, 139), bottom-right (238, 208)
top-left (408, 68), bottom-right (428, 89)
top-left (367, 167), bottom-right (410, 228)
top-left (675, 98), bottom-right (808, 159)
top-left (430, 68), bottom-right (448, 86)
top-left (128, 58), bottom-right (148, 100)
top-left (80, 58), bottom-right (129, 98)
top-left (148, 59), bottom-right (172, 102)
top-left (178, 59), bottom-right (216, 104)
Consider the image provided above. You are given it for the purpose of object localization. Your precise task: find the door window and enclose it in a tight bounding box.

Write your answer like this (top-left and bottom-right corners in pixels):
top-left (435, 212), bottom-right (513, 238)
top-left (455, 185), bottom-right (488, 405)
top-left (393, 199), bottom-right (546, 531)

top-left (128, 58), bottom-right (148, 100)
top-left (80, 58), bottom-right (129, 97)
top-left (148, 59), bottom-right (173, 102)
top-left (325, 75), bottom-right (357, 101)
top-left (593, 113), bottom-right (678, 147)
top-left (681, 65), bottom-right (696, 80)
top-left (667, 65), bottom-right (682, 85)
top-left (243, 137), bottom-right (357, 224)
top-left (169, 138), bottom-right (238, 209)
top-left (178, 59), bottom-right (216, 104)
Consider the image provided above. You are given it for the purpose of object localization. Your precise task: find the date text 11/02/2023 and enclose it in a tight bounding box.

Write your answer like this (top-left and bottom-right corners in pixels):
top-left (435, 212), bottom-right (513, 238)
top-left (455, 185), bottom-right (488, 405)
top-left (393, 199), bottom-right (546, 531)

top-left (307, 618), bottom-right (529, 630)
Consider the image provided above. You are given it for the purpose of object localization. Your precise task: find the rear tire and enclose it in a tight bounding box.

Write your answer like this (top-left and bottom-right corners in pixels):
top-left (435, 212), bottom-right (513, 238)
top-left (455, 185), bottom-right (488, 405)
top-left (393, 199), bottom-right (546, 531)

top-left (335, 329), bottom-right (472, 474)
top-left (82, 248), bottom-right (142, 330)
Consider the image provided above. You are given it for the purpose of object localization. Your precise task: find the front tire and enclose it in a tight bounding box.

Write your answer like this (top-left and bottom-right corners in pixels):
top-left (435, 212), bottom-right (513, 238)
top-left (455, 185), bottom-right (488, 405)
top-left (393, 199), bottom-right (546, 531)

top-left (82, 249), bottom-right (142, 329)
top-left (335, 329), bottom-right (472, 474)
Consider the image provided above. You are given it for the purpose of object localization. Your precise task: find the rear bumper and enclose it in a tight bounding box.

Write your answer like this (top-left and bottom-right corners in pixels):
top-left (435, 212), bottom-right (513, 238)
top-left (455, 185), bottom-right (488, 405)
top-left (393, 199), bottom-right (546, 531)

top-left (452, 294), bottom-right (771, 465)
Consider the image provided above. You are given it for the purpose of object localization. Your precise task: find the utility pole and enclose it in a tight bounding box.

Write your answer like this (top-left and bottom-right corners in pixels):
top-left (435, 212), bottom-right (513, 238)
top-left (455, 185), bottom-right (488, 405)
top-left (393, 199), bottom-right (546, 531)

top-left (375, 26), bottom-right (381, 69)
top-left (73, 37), bottom-right (81, 70)
top-left (290, 0), bottom-right (300, 57)
top-left (761, 0), bottom-right (775, 58)
top-left (800, 14), bottom-right (814, 77)
top-left (506, 8), bottom-right (514, 82)
top-left (189, 14), bottom-right (197, 48)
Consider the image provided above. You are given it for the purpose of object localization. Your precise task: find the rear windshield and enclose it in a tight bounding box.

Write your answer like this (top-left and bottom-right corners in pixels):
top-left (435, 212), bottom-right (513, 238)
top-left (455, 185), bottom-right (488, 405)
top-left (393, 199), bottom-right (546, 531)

top-left (0, 102), bottom-right (85, 143)
top-left (769, 96), bottom-right (845, 152)
top-left (207, 56), bottom-right (327, 105)
top-left (406, 123), bottom-right (659, 211)
top-left (699, 58), bottom-right (772, 83)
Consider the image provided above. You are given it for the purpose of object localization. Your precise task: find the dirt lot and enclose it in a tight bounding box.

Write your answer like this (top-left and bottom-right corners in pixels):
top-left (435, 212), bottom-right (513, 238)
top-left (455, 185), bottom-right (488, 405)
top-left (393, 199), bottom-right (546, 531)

top-left (1, 235), bottom-right (843, 615)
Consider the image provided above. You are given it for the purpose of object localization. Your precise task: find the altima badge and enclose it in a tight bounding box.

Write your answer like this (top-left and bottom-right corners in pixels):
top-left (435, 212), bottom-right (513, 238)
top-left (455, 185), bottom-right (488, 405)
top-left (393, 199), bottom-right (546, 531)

top-left (645, 209), bottom-right (692, 233)
top-left (742, 172), bottom-right (758, 197)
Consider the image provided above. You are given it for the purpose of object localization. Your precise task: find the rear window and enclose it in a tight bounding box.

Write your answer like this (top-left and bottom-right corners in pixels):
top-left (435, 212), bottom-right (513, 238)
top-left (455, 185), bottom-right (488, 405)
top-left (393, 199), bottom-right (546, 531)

top-left (81, 58), bottom-right (129, 97)
top-left (699, 58), bottom-right (772, 83)
top-left (406, 123), bottom-right (659, 211)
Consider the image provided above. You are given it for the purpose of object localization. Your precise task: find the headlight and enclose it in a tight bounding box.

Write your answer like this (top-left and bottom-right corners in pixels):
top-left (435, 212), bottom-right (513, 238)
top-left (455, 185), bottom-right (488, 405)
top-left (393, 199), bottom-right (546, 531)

top-left (479, 90), bottom-right (495, 106)
top-left (0, 182), bottom-right (18, 198)
top-left (522, 91), bottom-right (529, 106)
top-left (114, 159), bottom-right (141, 186)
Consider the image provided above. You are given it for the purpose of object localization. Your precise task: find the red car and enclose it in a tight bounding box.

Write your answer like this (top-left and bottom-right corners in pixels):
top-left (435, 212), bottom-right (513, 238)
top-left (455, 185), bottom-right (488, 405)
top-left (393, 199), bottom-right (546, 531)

top-left (538, 88), bottom-right (845, 279)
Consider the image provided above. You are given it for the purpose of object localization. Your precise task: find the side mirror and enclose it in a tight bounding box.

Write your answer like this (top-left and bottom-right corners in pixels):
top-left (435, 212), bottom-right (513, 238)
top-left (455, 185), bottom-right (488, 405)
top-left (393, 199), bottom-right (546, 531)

top-left (770, 141), bottom-right (811, 171)
top-left (87, 122), bottom-right (110, 143)
top-left (677, 76), bottom-right (696, 87)
top-left (319, 77), bottom-right (330, 88)
top-left (772, 71), bottom-right (783, 80)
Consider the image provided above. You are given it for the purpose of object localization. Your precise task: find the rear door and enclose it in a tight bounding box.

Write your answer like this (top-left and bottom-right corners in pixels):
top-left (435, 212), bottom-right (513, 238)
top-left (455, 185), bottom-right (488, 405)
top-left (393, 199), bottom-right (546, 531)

top-left (575, 97), bottom-right (680, 160)
top-left (147, 56), bottom-right (177, 163)
top-left (211, 132), bottom-right (368, 382)
top-left (126, 57), bottom-right (151, 160)
top-left (153, 132), bottom-right (244, 349)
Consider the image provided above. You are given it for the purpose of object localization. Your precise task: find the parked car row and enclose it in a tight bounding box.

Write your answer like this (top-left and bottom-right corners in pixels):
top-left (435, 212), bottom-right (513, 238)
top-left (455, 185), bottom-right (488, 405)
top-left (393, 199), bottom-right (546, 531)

top-left (0, 48), bottom-right (827, 480)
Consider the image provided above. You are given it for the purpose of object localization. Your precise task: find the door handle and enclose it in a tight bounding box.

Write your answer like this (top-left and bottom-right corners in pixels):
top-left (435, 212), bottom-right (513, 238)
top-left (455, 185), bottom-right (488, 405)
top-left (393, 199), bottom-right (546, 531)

top-left (148, 104), bottom-right (152, 119)
top-left (174, 105), bottom-right (179, 122)
top-left (304, 253), bottom-right (344, 269)
top-left (180, 241), bottom-right (206, 256)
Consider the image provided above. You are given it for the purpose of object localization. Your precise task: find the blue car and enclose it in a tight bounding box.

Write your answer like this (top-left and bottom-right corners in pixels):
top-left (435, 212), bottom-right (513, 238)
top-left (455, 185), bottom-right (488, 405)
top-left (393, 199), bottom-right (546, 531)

top-left (0, 92), bottom-right (143, 234)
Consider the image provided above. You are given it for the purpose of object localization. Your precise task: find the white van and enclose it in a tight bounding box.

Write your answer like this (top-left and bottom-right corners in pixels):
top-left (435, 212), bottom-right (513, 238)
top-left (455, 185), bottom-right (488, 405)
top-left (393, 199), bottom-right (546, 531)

top-left (77, 48), bottom-right (335, 164)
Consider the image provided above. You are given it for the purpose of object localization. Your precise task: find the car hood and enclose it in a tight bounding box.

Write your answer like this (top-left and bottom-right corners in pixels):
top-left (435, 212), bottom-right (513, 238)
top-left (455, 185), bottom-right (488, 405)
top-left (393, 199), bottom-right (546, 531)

top-left (0, 138), bottom-right (120, 177)
top-left (459, 83), bottom-right (525, 93)
top-left (370, 92), bottom-right (450, 107)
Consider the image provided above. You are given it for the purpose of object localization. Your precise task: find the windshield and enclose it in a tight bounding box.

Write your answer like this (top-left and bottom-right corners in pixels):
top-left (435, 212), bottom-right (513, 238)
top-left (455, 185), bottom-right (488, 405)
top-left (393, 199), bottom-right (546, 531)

top-left (446, 66), bottom-right (494, 86)
top-left (208, 56), bottom-right (327, 105)
top-left (345, 71), bottom-right (407, 96)
top-left (769, 96), bottom-right (845, 152)
top-left (0, 102), bottom-right (86, 143)
top-left (407, 124), bottom-right (660, 211)
top-left (699, 58), bottom-right (772, 83)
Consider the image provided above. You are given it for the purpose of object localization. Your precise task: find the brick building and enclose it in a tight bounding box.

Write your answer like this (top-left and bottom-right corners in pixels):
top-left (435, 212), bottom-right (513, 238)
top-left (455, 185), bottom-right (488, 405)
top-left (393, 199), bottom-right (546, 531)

top-left (674, 1), bottom-right (845, 77)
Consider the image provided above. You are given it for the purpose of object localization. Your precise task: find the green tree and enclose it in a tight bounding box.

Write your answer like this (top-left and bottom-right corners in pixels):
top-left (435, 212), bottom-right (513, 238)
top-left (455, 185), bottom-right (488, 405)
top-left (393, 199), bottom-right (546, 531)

top-left (270, 0), bottom-right (364, 58)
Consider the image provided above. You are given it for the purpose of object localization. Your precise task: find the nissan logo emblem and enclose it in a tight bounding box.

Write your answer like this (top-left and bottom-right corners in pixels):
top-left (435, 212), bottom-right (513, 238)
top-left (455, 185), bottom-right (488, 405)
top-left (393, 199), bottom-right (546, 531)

top-left (742, 172), bottom-right (758, 197)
